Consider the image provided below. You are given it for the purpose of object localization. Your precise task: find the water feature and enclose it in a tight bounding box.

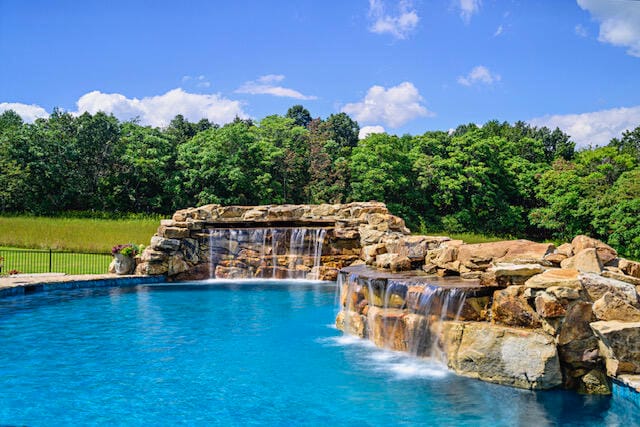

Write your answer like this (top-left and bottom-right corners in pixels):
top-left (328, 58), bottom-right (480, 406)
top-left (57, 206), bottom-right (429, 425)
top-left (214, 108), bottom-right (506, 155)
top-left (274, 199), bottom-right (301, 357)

top-left (337, 266), bottom-right (490, 361)
top-left (208, 227), bottom-right (327, 280)
top-left (0, 282), bottom-right (636, 425)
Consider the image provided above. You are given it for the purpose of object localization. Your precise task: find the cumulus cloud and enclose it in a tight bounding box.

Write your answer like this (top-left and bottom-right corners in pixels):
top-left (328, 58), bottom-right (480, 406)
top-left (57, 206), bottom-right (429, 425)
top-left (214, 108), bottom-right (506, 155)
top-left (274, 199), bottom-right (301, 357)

top-left (0, 102), bottom-right (49, 122)
top-left (529, 105), bottom-right (640, 148)
top-left (76, 88), bottom-right (247, 127)
top-left (457, 65), bottom-right (501, 86)
top-left (577, 0), bottom-right (640, 57)
top-left (368, 0), bottom-right (419, 39)
top-left (235, 74), bottom-right (317, 100)
top-left (458, 0), bottom-right (481, 23)
top-left (359, 125), bottom-right (386, 139)
top-left (342, 82), bottom-right (432, 128)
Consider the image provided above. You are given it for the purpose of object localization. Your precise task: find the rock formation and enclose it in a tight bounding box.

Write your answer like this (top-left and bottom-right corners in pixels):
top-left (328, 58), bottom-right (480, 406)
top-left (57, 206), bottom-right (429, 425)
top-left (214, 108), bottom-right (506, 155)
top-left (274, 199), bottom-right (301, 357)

top-left (140, 202), bottom-right (640, 394)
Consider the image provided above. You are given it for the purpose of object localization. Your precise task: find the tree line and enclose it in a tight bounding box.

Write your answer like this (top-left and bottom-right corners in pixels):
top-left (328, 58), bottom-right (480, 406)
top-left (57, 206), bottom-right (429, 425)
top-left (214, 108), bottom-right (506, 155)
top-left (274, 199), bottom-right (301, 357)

top-left (0, 105), bottom-right (638, 258)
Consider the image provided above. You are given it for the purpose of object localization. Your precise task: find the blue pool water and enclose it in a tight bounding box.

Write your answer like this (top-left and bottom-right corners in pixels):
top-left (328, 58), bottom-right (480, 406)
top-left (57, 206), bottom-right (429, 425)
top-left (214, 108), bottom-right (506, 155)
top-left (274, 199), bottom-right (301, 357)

top-left (0, 281), bottom-right (638, 426)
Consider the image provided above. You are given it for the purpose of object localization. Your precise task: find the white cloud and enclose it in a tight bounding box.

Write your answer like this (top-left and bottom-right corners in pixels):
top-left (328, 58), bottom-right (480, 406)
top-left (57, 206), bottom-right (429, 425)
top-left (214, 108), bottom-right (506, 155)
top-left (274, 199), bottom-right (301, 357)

top-left (359, 125), bottom-right (386, 139)
top-left (342, 82), bottom-right (432, 128)
top-left (76, 88), bottom-right (247, 127)
top-left (577, 0), bottom-right (640, 57)
top-left (457, 65), bottom-right (501, 86)
top-left (182, 75), bottom-right (212, 88)
top-left (575, 24), bottom-right (588, 38)
top-left (529, 105), bottom-right (640, 148)
top-left (368, 0), bottom-right (419, 39)
top-left (235, 74), bottom-right (317, 100)
top-left (493, 25), bottom-right (503, 37)
top-left (0, 102), bottom-right (49, 122)
top-left (458, 0), bottom-right (481, 23)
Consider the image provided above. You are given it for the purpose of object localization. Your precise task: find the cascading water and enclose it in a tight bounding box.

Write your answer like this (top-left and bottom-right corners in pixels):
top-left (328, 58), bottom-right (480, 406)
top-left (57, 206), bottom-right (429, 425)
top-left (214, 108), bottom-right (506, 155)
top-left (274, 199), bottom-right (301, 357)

top-left (208, 227), bottom-right (327, 280)
top-left (337, 267), bottom-right (471, 363)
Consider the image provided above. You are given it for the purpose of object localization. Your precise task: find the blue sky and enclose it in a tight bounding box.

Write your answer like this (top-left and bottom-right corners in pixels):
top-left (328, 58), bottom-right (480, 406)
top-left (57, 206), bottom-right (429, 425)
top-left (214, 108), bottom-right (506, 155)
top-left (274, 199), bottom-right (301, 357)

top-left (1, 0), bottom-right (639, 147)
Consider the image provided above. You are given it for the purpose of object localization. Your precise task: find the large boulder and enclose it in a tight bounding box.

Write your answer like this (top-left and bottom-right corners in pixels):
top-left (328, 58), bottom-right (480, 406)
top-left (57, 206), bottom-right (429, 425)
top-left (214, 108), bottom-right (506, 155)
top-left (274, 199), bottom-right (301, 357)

top-left (525, 269), bottom-right (581, 289)
top-left (580, 273), bottom-right (638, 305)
top-left (560, 248), bottom-right (603, 274)
top-left (591, 321), bottom-right (640, 376)
top-left (491, 286), bottom-right (542, 328)
top-left (456, 240), bottom-right (554, 272)
top-left (619, 259), bottom-right (640, 278)
top-left (572, 235), bottom-right (617, 265)
top-left (441, 321), bottom-right (562, 390)
top-left (592, 292), bottom-right (640, 322)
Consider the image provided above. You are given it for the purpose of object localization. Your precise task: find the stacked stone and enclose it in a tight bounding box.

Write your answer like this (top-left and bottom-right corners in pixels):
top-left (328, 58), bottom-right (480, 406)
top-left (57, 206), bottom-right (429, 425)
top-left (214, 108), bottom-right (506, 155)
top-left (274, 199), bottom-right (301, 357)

top-left (136, 202), bottom-right (409, 281)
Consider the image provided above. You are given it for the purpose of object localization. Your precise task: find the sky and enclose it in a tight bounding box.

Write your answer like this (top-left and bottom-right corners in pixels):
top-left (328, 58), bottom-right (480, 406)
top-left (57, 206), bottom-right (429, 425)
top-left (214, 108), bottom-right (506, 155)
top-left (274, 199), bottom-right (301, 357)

top-left (1, 0), bottom-right (640, 148)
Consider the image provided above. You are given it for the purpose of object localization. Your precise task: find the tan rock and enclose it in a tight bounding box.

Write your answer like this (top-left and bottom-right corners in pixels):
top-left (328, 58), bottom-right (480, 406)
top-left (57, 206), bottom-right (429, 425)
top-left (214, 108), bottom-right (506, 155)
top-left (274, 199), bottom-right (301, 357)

top-left (561, 248), bottom-right (603, 273)
top-left (557, 243), bottom-right (574, 257)
top-left (591, 321), bottom-right (640, 376)
top-left (602, 270), bottom-right (640, 286)
top-left (157, 226), bottom-right (190, 239)
top-left (362, 243), bottom-right (387, 264)
top-left (150, 236), bottom-right (181, 251)
top-left (491, 263), bottom-right (545, 277)
top-left (619, 258), bottom-right (640, 279)
top-left (441, 321), bottom-right (562, 390)
top-left (572, 235), bottom-right (617, 265)
top-left (390, 255), bottom-right (412, 272)
top-left (492, 286), bottom-right (542, 328)
top-left (545, 253), bottom-right (568, 265)
top-left (457, 240), bottom-right (554, 271)
top-left (525, 268), bottom-right (581, 289)
top-left (546, 286), bottom-right (581, 300)
top-left (592, 292), bottom-right (640, 322)
top-left (336, 310), bottom-right (367, 338)
top-left (580, 272), bottom-right (638, 305)
top-left (367, 306), bottom-right (407, 351)
top-left (535, 292), bottom-right (566, 318)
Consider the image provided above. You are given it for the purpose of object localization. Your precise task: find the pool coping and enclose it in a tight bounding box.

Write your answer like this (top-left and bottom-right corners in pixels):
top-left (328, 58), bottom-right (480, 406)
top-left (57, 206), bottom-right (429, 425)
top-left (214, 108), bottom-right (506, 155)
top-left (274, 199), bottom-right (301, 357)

top-left (0, 273), bottom-right (166, 297)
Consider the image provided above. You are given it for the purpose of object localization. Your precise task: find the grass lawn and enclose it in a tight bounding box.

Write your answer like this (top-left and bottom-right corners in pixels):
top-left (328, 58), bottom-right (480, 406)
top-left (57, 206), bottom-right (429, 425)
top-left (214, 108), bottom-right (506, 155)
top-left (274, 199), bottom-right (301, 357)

top-left (0, 216), bottom-right (163, 275)
top-left (0, 216), bottom-right (162, 253)
top-left (421, 231), bottom-right (509, 244)
top-left (0, 248), bottom-right (113, 275)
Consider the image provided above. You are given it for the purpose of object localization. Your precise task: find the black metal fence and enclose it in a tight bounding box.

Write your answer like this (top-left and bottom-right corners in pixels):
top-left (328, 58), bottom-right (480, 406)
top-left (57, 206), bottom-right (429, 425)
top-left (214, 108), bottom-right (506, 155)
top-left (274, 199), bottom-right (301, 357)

top-left (0, 249), bottom-right (112, 275)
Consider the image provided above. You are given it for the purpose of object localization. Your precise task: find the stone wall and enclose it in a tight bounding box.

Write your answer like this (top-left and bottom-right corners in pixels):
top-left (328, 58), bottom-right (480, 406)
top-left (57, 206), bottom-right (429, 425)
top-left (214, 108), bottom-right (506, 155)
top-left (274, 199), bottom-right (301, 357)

top-left (337, 233), bottom-right (640, 394)
top-left (136, 202), bottom-right (409, 281)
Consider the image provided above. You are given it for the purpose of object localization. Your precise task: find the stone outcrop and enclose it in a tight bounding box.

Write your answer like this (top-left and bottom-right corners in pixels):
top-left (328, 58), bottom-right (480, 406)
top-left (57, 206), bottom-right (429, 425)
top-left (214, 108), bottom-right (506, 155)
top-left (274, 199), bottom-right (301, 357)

top-left (332, 224), bottom-right (640, 395)
top-left (440, 321), bottom-right (562, 390)
top-left (136, 202), bottom-right (410, 281)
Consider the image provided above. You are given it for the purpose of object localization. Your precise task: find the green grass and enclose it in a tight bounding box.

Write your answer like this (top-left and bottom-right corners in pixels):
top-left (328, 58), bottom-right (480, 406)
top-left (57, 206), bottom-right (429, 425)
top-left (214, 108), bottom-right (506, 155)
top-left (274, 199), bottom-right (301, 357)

top-left (420, 231), bottom-right (508, 244)
top-left (0, 248), bottom-right (113, 275)
top-left (0, 216), bottom-right (162, 253)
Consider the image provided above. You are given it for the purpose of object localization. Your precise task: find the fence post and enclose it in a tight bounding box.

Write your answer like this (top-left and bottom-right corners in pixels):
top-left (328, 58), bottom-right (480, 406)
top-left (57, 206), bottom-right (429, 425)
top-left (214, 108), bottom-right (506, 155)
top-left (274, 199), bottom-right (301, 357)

top-left (49, 249), bottom-right (52, 273)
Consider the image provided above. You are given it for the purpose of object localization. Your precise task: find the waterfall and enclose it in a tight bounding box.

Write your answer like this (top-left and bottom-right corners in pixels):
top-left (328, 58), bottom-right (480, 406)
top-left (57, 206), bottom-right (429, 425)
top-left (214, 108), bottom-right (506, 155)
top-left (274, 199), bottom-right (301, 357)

top-left (208, 227), bottom-right (327, 280)
top-left (337, 268), bottom-right (470, 363)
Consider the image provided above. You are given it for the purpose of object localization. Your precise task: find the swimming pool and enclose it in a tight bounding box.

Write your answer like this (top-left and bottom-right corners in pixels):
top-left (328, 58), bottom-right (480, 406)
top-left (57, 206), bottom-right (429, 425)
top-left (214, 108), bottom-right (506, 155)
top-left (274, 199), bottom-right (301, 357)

top-left (0, 281), bottom-right (637, 426)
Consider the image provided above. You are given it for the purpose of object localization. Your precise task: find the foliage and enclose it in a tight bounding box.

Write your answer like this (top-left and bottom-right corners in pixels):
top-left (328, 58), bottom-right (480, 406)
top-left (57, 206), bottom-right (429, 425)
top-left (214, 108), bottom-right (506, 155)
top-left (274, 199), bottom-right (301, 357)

top-left (0, 107), bottom-right (639, 259)
top-left (111, 243), bottom-right (143, 257)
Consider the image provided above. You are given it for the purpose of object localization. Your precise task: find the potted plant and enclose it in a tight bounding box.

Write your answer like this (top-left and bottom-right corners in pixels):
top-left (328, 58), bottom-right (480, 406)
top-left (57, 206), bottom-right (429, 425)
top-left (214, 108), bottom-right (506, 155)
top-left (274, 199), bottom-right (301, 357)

top-left (110, 243), bottom-right (143, 275)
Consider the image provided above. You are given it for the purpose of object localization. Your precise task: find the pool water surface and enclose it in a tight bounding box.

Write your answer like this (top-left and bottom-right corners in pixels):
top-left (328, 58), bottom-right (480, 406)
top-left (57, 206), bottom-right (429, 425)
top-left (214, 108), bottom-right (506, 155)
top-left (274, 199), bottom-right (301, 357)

top-left (0, 282), bottom-right (637, 426)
